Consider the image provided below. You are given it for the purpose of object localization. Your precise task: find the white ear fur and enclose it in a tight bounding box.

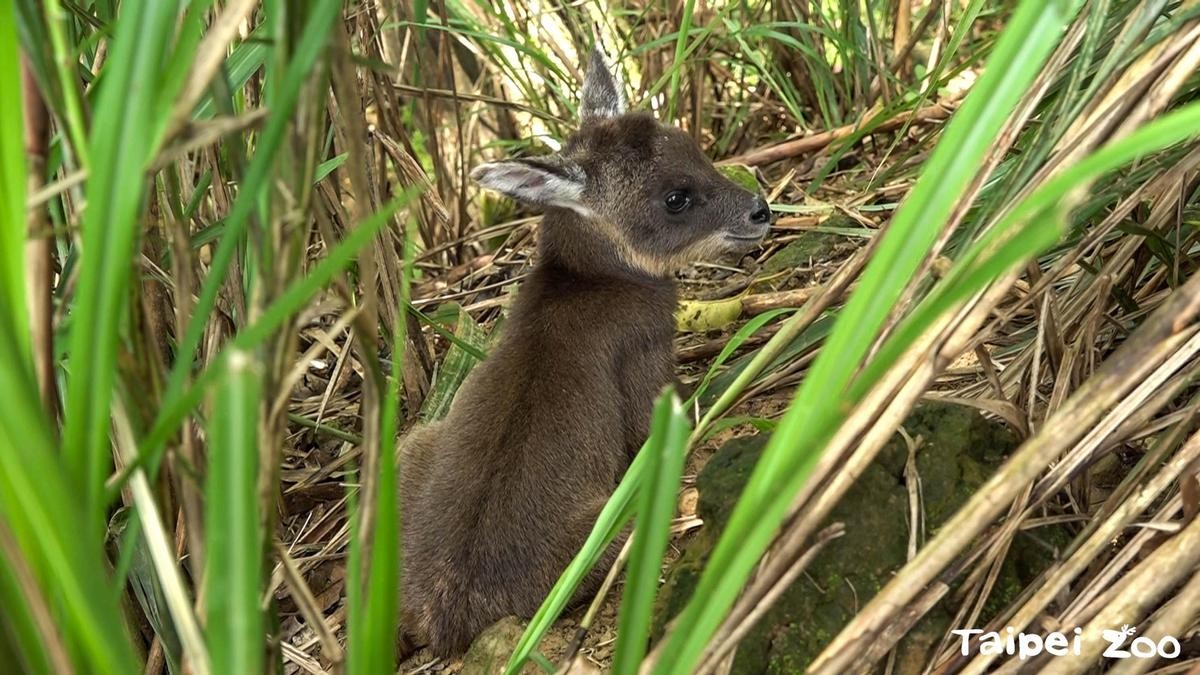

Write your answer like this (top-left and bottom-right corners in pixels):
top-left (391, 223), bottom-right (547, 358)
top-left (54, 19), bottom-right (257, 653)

top-left (580, 46), bottom-right (627, 122)
top-left (470, 158), bottom-right (592, 217)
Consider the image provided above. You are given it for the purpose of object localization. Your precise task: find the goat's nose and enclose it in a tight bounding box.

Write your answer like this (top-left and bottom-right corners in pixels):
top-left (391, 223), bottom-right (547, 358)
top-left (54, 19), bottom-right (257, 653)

top-left (749, 197), bottom-right (772, 226)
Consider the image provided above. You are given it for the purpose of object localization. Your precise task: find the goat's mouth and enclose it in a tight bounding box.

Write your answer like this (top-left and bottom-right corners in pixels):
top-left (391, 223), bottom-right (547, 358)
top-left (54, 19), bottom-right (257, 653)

top-left (723, 228), bottom-right (769, 245)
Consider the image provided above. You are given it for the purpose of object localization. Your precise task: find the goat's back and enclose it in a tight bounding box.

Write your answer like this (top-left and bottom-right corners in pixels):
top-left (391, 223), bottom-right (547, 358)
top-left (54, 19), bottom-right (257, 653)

top-left (399, 269), bottom-right (674, 656)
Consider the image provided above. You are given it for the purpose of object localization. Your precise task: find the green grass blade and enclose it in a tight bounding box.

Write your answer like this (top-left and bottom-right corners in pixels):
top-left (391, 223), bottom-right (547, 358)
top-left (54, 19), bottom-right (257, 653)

top-left (418, 303), bottom-right (489, 422)
top-left (686, 308), bottom-right (795, 409)
top-left (147, 0), bottom-right (341, 479)
top-left (42, 0), bottom-right (90, 168)
top-left (314, 152), bottom-right (349, 184)
top-left (612, 391), bottom-right (690, 674)
top-left (347, 220), bottom-right (414, 675)
top-left (0, 548), bottom-right (54, 675)
top-left (204, 350), bottom-right (265, 675)
top-left (665, 0), bottom-right (697, 122)
top-left (648, 2), bottom-right (1086, 672)
top-left (119, 516), bottom-right (183, 674)
top-left (504, 449), bottom-right (645, 674)
top-left (126, 189), bottom-right (420, 494)
top-left (151, 0), bottom-right (212, 147)
top-left (0, 327), bottom-right (137, 673)
top-left (855, 101), bottom-right (1200, 397)
top-left (192, 34), bottom-right (268, 119)
top-left (0, 0), bottom-right (29, 364)
top-left (698, 313), bottom-right (837, 410)
top-left (11, 2), bottom-right (54, 120)
top-left (406, 301), bottom-right (487, 361)
top-left (60, 0), bottom-right (180, 538)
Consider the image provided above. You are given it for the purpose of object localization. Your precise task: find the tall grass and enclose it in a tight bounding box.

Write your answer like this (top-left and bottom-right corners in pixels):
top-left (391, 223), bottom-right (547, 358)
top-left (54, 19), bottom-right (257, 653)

top-left (3, 1), bottom-right (418, 672)
top-left (4, 1), bottom-right (1200, 674)
top-left (650, 2), bottom-right (1088, 669)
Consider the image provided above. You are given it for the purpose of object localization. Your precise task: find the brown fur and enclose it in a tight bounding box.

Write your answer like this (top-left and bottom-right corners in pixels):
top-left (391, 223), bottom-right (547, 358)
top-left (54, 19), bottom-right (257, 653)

top-left (398, 48), bottom-right (771, 657)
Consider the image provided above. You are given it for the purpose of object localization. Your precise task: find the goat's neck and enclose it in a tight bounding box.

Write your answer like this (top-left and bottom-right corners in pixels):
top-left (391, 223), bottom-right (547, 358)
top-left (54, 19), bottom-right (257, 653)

top-left (504, 209), bottom-right (677, 345)
top-left (535, 208), bottom-right (671, 288)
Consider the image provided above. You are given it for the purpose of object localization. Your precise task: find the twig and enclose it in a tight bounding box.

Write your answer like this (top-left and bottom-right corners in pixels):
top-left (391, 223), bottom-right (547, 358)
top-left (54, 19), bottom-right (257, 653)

top-left (163, 0), bottom-right (259, 143)
top-left (808, 270), bottom-right (1200, 674)
top-left (273, 541), bottom-right (344, 667)
top-left (1042, 509), bottom-right (1200, 675)
top-left (21, 54), bottom-right (58, 422)
top-left (721, 97), bottom-right (959, 167)
top-left (558, 536), bottom-right (635, 671)
top-left (112, 399), bottom-right (212, 675)
top-left (693, 524), bottom-right (845, 675)
top-left (1106, 566), bottom-right (1200, 675)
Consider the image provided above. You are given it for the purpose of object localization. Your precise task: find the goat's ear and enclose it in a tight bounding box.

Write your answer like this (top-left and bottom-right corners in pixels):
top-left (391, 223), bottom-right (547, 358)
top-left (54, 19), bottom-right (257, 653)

top-left (470, 156), bottom-right (590, 216)
top-left (580, 46), bottom-right (627, 123)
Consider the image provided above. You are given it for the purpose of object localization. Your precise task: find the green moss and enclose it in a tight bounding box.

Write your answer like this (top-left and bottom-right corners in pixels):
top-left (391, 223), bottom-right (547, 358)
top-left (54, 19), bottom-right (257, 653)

top-left (460, 617), bottom-right (525, 675)
top-left (760, 233), bottom-right (841, 275)
top-left (761, 213), bottom-right (859, 276)
top-left (653, 402), bottom-right (1067, 673)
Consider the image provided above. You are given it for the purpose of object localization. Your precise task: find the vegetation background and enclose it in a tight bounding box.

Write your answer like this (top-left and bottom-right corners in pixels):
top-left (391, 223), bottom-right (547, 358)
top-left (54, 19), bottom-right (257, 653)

top-left (3, 0), bottom-right (1200, 673)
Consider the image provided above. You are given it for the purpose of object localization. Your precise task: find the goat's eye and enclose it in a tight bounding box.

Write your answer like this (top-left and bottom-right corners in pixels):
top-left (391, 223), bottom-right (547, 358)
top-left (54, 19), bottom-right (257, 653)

top-left (664, 191), bottom-right (691, 213)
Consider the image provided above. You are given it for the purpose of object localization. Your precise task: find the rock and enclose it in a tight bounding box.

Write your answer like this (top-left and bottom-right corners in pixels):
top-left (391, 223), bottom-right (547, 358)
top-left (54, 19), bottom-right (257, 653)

top-left (761, 232), bottom-right (842, 274)
top-left (460, 616), bottom-right (525, 675)
top-left (559, 654), bottom-right (602, 674)
top-left (654, 402), bottom-right (1067, 673)
top-left (760, 211), bottom-right (861, 278)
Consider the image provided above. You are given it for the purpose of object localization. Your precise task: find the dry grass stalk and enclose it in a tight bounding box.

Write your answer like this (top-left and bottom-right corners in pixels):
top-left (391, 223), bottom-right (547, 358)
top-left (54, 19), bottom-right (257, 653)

top-left (808, 276), bottom-right (1200, 672)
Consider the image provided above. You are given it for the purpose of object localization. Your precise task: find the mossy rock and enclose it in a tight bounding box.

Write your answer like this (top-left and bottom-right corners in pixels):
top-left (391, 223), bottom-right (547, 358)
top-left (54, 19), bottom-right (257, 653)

top-left (654, 402), bottom-right (1068, 674)
top-left (461, 616), bottom-right (525, 675)
top-left (761, 213), bottom-right (858, 276)
top-left (761, 233), bottom-right (840, 274)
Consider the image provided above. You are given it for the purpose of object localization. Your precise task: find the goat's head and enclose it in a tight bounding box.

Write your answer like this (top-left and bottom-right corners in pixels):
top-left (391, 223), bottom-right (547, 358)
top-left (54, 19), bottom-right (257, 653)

top-left (472, 47), bottom-right (772, 277)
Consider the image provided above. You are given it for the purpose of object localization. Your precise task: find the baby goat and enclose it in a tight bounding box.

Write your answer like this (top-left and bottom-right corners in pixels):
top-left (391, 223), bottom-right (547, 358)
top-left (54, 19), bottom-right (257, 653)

top-left (400, 47), bottom-right (772, 657)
